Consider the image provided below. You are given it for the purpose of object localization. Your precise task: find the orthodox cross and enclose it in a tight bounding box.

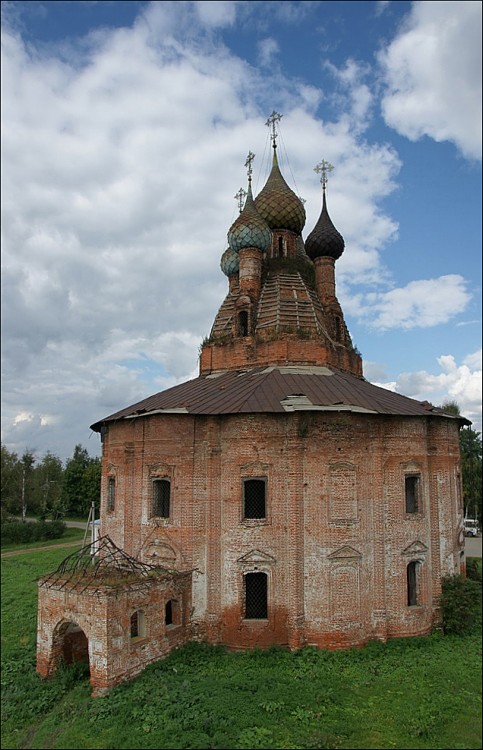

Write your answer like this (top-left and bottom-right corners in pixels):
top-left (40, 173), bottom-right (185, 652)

top-left (314, 159), bottom-right (334, 191)
top-left (266, 110), bottom-right (282, 148)
top-left (234, 187), bottom-right (247, 213)
top-left (244, 150), bottom-right (255, 183)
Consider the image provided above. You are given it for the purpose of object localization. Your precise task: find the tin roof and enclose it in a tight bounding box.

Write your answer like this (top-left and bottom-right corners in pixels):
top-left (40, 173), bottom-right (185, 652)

top-left (90, 365), bottom-right (469, 431)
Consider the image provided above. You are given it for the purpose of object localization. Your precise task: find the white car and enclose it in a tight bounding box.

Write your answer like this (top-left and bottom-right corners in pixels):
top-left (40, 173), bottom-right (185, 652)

top-left (464, 519), bottom-right (480, 537)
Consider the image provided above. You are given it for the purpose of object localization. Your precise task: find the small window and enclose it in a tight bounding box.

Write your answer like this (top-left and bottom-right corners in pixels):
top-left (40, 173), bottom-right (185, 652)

top-left (278, 236), bottom-right (284, 257)
top-left (407, 561), bottom-right (420, 606)
top-left (243, 478), bottom-right (266, 519)
top-left (245, 572), bottom-right (268, 619)
top-left (130, 610), bottom-right (145, 638)
top-left (238, 310), bottom-right (249, 337)
top-left (165, 599), bottom-right (179, 627)
top-left (107, 477), bottom-right (115, 512)
top-left (405, 474), bottom-right (421, 514)
top-left (152, 479), bottom-right (170, 518)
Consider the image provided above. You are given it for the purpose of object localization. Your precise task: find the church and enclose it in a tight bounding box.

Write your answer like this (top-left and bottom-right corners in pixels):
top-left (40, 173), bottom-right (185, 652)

top-left (36, 113), bottom-right (467, 696)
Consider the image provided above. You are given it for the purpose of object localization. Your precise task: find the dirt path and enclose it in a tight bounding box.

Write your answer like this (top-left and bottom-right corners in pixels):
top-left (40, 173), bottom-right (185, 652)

top-left (1, 540), bottom-right (83, 558)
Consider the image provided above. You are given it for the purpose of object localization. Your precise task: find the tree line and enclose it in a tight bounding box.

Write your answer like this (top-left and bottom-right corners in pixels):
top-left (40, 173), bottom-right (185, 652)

top-left (1, 444), bottom-right (101, 521)
top-left (1, 413), bottom-right (481, 524)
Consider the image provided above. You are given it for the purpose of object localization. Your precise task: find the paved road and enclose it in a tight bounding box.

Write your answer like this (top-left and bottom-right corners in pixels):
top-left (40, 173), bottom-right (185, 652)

top-left (465, 535), bottom-right (482, 558)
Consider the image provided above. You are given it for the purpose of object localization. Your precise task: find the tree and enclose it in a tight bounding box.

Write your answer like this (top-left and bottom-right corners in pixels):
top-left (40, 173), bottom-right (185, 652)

top-left (20, 450), bottom-right (36, 521)
top-left (440, 401), bottom-right (482, 523)
top-left (32, 452), bottom-right (65, 520)
top-left (1, 444), bottom-right (21, 518)
top-left (460, 427), bottom-right (482, 523)
top-left (62, 445), bottom-right (101, 517)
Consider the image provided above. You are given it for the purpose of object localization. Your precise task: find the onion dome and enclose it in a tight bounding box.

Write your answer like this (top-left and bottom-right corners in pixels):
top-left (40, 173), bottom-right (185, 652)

top-left (305, 192), bottom-right (344, 261)
top-left (220, 247), bottom-right (240, 276)
top-left (227, 183), bottom-right (272, 253)
top-left (254, 150), bottom-right (306, 234)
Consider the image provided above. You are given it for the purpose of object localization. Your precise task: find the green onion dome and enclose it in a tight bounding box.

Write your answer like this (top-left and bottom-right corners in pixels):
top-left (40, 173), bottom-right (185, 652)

top-left (305, 192), bottom-right (344, 260)
top-left (254, 150), bottom-right (306, 234)
top-left (227, 184), bottom-right (272, 253)
top-left (220, 247), bottom-right (240, 276)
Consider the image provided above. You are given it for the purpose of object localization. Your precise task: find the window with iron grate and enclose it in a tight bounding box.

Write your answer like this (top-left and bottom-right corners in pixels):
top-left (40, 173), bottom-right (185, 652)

top-left (244, 572), bottom-right (268, 619)
top-left (405, 474), bottom-right (421, 514)
top-left (152, 478), bottom-right (171, 518)
top-left (243, 478), bottom-right (266, 519)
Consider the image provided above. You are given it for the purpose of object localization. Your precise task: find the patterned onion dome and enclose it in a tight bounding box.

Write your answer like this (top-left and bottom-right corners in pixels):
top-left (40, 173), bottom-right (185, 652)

top-left (220, 247), bottom-right (240, 276)
top-left (305, 192), bottom-right (344, 260)
top-left (254, 150), bottom-right (306, 233)
top-left (227, 184), bottom-right (272, 253)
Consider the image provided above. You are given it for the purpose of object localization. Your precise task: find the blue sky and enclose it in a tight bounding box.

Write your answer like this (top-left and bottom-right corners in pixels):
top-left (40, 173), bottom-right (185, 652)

top-left (1, 0), bottom-right (481, 462)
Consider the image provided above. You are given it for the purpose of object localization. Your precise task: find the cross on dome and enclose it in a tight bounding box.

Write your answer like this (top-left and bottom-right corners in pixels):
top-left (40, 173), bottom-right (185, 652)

top-left (314, 159), bottom-right (334, 191)
top-left (266, 110), bottom-right (282, 149)
top-left (244, 151), bottom-right (255, 183)
top-left (234, 187), bottom-right (247, 214)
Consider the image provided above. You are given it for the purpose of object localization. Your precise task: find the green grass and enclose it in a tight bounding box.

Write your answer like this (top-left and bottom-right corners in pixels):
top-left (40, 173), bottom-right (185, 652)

top-left (1, 526), bottom-right (85, 552)
top-left (1, 548), bottom-right (481, 750)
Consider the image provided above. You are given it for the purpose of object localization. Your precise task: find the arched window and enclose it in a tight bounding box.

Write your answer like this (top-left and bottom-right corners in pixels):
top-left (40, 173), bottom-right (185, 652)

top-left (278, 236), bottom-right (284, 258)
top-left (244, 572), bottom-right (268, 619)
top-left (238, 310), bottom-right (249, 337)
top-left (130, 610), bottom-right (146, 638)
top-left (152, 478), bottom-right (170, 518)
top-left (407, 561), bottom-right (420, 606)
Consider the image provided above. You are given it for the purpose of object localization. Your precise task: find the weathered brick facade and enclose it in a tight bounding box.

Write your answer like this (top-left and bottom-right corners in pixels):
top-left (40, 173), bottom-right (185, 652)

top-left (36, 138), bottom-right (466, 695)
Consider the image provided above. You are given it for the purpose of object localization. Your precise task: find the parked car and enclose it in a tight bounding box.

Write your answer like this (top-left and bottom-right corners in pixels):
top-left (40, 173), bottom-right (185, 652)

top-left (464, 519), bottom-right (480, 537)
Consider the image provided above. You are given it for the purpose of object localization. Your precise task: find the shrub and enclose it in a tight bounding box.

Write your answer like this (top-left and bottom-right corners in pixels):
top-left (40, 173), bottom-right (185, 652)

top-left (466, 557), bottom-right (482, 582)
top-left (0, 519), bottom-right (66, 545)
top-left (439, 574), bottom-right (481, 634)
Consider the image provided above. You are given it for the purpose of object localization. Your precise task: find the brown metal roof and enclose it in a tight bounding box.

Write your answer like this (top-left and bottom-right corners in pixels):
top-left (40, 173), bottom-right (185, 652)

top-left (90, 366), bottom-right (469, 431)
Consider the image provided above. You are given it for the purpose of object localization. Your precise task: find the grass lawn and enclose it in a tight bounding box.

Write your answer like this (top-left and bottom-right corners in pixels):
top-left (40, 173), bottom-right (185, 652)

top-left (1, 547), bottom-right (481, 750)
top-left (1, 526), bottom-right (86, 553)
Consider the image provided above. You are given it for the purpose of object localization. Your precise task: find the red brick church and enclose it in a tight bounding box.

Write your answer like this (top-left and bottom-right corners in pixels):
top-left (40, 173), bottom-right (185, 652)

top-left (36, 114), bottom-right (467, 696)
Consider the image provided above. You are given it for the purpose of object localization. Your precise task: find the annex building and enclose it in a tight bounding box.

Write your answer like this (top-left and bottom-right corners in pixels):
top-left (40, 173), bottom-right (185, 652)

top-left (37, 114), bottom-right (468, 696)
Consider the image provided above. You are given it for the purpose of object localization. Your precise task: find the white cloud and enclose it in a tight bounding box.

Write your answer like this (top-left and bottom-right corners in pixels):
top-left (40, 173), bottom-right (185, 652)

top-left (373, 350), bottom-right (482, 430)
top-left (379, 0), bottom-right (482, 160)
top-left (0, 2), bottom-right (477, 460)
top-left (344, 275), bottom-right (471, 330)
top-left (258, 37), bottom-right (279, 68)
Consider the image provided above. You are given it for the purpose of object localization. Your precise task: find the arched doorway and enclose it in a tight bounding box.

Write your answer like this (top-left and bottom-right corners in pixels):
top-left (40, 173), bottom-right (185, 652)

top-left (52, 620), bottom-right (90, 672)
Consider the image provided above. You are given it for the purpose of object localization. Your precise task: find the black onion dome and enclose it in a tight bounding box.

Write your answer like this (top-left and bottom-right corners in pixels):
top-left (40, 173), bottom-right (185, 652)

top-left (305, 192), bottom-right (344, 260)
top-left (254, 151), bottom-right (306, 234)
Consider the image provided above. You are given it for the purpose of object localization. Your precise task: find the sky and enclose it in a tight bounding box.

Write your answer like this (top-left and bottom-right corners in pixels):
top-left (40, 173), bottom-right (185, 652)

top-left (1, 0), bottom-right (481, 463)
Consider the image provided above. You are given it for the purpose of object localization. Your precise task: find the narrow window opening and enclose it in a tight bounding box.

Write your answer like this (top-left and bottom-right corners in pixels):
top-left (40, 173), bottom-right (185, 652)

top-left (278, 236), bottom-right (284, 257)
top-left (107, 477), bottom-right (115, 512)
top-left (152, 478), bottom-right (170, 518)
top-left (165, 599), bottom-right (178, 626)
top-left (405, 474), bottom-right (421, 514)
top-left (130, 610), bottom-right (145, 638)
top-left (238, 310), bottom-right (249, 337)
top-left (243, 478), bottom-right (266, 519)
top-left (245, 572), bottom-right (268, 619)
top-left (407, 561), bottom-right (419, 606)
